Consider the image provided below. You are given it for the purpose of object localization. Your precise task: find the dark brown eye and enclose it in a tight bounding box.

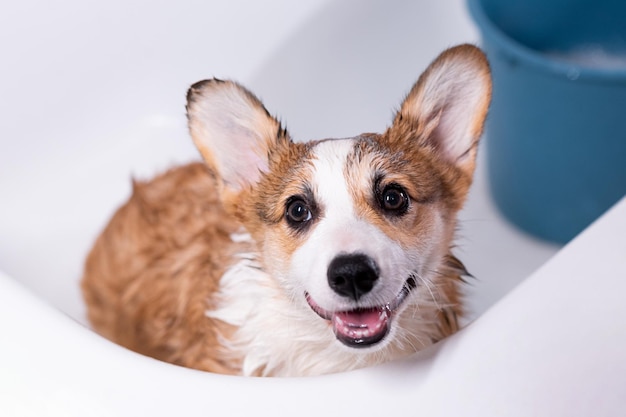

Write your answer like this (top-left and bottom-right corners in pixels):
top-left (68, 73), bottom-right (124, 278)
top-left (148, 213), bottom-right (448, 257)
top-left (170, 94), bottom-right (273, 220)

top-left (380, 185), bottom-right (409, 214)
top-left (285, 198), bottom-right (312, 226)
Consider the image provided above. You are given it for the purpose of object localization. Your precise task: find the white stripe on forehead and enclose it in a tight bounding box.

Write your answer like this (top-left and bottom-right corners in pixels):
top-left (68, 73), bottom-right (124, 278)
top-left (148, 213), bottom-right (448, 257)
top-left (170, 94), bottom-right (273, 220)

top-left (310, 139), bottom-right (356, 221)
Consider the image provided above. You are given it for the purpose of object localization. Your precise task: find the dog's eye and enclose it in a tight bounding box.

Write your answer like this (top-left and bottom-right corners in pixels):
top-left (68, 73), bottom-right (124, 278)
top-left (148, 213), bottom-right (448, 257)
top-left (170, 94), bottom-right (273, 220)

top-left (380, 185), bottom-right (409, 215)
top-left (285, 198), bottom-right (312, 226)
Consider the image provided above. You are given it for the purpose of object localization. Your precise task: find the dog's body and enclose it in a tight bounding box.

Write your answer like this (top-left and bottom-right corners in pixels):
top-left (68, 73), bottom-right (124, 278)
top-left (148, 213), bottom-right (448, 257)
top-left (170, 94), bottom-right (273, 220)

top-left (82, 45), bottom-right (491, 377)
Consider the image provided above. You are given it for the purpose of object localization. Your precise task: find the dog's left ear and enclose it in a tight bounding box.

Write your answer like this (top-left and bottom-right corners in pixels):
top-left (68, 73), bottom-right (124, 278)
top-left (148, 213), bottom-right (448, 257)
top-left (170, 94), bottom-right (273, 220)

top-left (186, 79), bottom-right (287, 193)
top-left (390, 44), bottom-right (492, 175)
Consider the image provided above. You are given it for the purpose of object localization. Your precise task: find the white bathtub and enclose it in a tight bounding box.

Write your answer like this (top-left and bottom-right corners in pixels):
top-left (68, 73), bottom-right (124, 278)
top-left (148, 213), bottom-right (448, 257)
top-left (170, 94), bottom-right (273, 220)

top-left (1, 1), bottom-right (624, 415)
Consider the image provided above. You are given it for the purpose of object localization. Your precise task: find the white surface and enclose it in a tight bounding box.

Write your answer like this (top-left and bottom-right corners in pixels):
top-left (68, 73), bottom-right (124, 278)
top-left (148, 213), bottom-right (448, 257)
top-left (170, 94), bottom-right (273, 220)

top-left (3, 0), bottom-right (621, 416)
top-left (1, 198), bottom-right (624, 416)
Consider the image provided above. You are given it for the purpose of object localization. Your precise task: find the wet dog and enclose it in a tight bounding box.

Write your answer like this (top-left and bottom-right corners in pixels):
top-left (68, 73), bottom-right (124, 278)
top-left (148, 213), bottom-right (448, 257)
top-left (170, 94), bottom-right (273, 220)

top-left (82, 44), bottom-right (492, 376)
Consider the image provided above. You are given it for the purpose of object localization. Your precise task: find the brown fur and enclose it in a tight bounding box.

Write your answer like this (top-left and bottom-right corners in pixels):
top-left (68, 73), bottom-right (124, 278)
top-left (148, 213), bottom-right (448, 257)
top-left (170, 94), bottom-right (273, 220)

top-left (82, 44), bottom-right (491, 376)
top-left (82, 163), bottom-right (244, 374)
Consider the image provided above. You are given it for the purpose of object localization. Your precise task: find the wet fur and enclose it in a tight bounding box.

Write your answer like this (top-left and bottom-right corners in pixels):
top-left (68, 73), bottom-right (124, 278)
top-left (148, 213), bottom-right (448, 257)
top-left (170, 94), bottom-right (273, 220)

top-left (82, 44), bottom-right (491, 377)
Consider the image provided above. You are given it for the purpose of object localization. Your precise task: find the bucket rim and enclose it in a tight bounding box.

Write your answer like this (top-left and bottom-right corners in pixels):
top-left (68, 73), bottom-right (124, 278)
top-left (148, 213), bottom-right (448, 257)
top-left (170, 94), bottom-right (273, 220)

top-left (466, 0), bottom-right (626, 83)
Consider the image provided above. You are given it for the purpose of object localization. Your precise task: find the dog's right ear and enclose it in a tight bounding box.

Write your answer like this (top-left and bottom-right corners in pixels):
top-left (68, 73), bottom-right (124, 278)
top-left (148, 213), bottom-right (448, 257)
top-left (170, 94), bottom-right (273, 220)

top-left (186, 79), bottom-right (287, 193)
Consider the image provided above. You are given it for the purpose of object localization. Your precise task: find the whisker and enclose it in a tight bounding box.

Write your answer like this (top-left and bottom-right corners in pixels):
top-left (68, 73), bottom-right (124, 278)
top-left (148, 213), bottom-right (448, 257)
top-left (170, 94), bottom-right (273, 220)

top-left (415, 271), bottom-right (442, 311)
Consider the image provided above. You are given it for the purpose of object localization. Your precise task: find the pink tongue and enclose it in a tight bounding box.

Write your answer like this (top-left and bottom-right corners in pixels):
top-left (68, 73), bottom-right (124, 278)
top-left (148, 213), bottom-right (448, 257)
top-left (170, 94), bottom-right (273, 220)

top-left (332, 307), bottom-right (389, 339)
top-left (335, 308), bottom-right (384, 328)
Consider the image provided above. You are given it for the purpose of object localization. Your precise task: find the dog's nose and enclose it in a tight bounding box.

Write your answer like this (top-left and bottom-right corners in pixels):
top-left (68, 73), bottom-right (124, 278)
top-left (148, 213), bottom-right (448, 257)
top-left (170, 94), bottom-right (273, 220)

top-left (327, 253), bottom-right (379, 301)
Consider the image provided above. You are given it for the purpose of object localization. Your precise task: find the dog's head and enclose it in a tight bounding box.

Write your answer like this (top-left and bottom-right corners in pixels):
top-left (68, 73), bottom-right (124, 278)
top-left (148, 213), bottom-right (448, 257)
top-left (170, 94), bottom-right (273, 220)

top-left (186, 45), bottom-right (491, 351)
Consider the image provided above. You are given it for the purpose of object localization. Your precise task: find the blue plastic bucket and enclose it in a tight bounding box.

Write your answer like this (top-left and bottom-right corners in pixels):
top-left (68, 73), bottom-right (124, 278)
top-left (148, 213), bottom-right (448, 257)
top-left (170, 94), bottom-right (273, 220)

top-left (467, 0), bottom-right (626, 243)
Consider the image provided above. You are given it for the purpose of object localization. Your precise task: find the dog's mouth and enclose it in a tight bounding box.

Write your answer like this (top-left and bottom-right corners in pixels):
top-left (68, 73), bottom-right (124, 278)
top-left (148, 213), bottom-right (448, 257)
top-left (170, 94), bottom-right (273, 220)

top-left (305, 277), bottom-right (417, 348)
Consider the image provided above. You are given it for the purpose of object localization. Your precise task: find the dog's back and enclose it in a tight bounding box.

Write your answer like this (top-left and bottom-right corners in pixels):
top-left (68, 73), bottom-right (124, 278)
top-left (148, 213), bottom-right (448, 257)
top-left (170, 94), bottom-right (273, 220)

top-left (82, 162), bottom-right (242, 374)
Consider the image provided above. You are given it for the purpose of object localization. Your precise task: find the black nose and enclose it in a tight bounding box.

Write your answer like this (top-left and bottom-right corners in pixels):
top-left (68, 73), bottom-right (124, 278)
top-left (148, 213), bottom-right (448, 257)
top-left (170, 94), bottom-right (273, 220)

top-left (327, 254), bottom-right (379, 301)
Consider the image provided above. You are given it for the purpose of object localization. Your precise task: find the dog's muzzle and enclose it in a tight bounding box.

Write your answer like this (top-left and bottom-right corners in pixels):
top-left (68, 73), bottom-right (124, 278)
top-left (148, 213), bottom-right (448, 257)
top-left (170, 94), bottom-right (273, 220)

top-left (306, 272), bottom-right (417, 348)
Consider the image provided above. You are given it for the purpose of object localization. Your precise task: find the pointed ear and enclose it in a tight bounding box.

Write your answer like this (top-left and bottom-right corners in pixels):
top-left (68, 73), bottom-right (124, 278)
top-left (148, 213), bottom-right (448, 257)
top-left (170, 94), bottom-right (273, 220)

top-left (392, 44), bottom-right (492, 175)
top-left (186, 79), bottom-right (286, 192)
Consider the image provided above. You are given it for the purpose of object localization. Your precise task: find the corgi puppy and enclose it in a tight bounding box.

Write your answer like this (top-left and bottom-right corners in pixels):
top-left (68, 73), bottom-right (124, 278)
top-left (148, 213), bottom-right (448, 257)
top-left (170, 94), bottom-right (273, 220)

top-left (82, 44), bottom-right (491, 377)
